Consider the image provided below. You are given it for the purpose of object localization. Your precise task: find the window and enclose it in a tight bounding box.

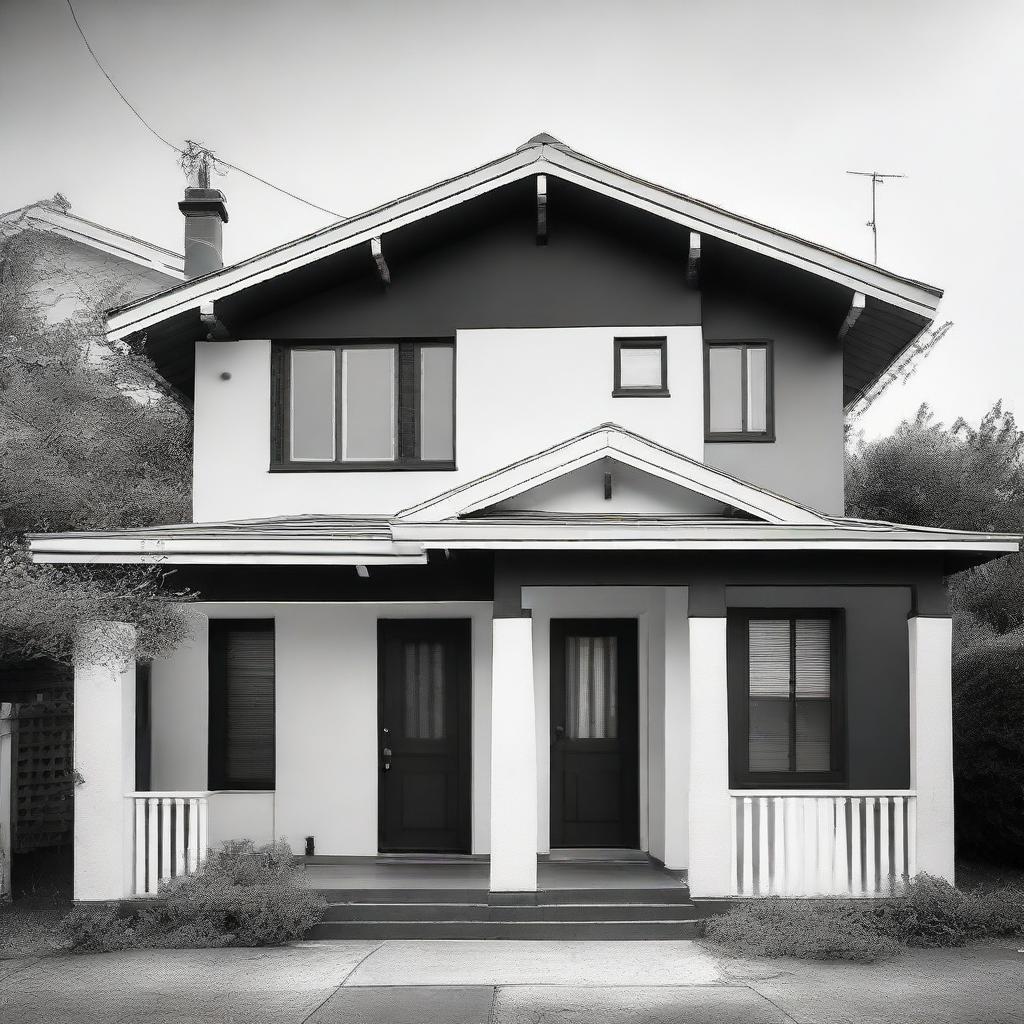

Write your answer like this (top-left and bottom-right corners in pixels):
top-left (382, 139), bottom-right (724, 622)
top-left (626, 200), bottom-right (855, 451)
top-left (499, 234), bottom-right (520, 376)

top-left (705, 340), bottom-right (773, 440)
top-left (728, 610), bottom-right (844, 787)
top-left (209, 620), bottom-right (275, 790)
top-left (613, 337), bottom-right (669, 396)
top-left (273, 340), bottom-right (455, 470)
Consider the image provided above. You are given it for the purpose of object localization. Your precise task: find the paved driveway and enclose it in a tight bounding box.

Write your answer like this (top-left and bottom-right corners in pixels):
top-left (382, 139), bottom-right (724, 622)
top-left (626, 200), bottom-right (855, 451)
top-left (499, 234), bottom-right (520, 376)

top-left (1, 939), bottom-right (1022, 1023)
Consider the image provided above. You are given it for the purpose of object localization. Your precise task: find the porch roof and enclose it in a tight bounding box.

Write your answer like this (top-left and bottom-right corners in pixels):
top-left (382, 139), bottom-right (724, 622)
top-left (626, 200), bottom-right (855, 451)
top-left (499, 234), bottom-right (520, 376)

top-left (27, 511), bottom-right (1021, 565)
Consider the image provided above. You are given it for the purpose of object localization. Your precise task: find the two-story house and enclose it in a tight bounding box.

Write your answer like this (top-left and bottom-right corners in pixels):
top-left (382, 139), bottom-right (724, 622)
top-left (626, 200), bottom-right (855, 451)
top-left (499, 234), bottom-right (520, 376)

top-left (30, 135), bottom-right (1019, 920)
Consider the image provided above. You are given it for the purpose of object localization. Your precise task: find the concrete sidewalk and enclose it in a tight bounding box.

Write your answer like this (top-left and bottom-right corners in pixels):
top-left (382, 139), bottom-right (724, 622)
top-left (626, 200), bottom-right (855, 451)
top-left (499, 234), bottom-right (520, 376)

top-left (0, 939), bottom-right (1022, 1023)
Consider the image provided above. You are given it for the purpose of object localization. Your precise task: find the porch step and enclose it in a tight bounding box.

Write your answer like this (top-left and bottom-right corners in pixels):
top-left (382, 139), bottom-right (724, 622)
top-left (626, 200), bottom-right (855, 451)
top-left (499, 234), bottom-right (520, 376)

top-left (308, 919), bottom-right (703, 940)
top-left (312, 886), bottom-right (692, 905)
top-left (323, 901), bottom-right (698, 922)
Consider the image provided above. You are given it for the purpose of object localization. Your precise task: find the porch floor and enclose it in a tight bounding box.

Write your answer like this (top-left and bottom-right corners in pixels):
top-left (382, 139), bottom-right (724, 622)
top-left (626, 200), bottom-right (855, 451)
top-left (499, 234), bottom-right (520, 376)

top-left (299, 852), bottom-right (686, 892)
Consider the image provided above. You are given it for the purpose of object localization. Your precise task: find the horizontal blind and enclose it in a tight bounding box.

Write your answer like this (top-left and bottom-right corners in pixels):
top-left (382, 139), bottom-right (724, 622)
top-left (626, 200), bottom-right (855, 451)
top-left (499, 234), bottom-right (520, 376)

top-left (795, 618), bottom-right (831, 771)
top-left (221, 625), bottom-right (275, 788)
top-left (748, 620), bottom-right (791, 771)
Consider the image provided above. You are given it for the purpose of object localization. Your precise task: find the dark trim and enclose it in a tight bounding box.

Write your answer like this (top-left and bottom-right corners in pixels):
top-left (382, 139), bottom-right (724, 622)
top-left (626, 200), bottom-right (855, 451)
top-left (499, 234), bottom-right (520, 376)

top-left (612, 336), bottom-right (669, 397)
top-left (688, 581), bottom-right (727, 618)
top-left (135, 662), bottom-right (152, 791)
top-left (208, 618), bottom-right (276, 791)
top-left (727, 608), bottom-right (847, 789)
top-left (703, 339), bottom-right (775, 442)
top-left (270, 339), bottom-right (456, 471)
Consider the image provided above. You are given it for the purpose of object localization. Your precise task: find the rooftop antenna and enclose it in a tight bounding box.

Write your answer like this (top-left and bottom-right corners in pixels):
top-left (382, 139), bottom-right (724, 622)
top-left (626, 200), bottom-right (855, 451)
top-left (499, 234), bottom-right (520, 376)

top-left (846, 170), bottom-right (906, 264)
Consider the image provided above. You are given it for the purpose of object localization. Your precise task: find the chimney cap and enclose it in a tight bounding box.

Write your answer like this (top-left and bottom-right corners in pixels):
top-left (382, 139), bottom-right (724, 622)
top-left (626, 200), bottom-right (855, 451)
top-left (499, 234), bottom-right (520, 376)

top-left (178, 188), bottom-right (228, 224)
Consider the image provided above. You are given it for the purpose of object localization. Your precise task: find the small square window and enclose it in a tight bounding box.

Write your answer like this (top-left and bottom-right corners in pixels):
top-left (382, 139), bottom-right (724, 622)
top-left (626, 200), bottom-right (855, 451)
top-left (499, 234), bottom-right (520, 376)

top-left (613, 338), bottom-right (669, 397)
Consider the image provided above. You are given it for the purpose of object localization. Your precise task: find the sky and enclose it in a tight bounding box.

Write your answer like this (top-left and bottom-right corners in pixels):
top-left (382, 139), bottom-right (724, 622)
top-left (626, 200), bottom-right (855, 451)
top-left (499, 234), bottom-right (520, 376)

top-left (1, 0), bottom-right (1022, 437)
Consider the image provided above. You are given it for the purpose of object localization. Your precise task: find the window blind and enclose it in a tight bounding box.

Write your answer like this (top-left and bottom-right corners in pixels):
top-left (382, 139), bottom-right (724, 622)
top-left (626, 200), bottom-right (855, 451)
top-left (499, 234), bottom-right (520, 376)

top-left (565, 634), bottom-right (618, 739)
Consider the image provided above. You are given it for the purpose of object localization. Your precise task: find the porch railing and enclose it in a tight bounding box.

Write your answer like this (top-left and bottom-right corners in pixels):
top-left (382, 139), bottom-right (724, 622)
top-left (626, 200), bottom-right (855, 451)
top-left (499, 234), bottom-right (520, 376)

top-left (730, 791), bottom-right (917, 897)
top-left (127, 792), bottom-right (210, 896)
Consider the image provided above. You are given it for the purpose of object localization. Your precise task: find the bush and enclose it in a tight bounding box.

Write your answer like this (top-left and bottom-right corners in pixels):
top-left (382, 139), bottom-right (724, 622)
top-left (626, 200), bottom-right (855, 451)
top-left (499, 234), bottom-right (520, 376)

top-left (701, 897), bottom-right (903, 962)
top-left (57, 840), bottom-right (325, 952)
top-left (952, 648), bottom-right (1024, 866)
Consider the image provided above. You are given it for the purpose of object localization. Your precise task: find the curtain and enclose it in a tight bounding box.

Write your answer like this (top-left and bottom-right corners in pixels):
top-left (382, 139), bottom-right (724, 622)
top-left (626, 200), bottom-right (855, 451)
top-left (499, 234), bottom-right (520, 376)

top-left (565, 635), bottom-right (618, 739)
top-left (403, 641), bottom-right (446, 739)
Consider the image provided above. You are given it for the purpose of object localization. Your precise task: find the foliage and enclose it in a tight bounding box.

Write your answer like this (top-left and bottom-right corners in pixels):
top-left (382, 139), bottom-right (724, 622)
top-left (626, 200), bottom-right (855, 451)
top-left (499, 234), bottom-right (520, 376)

top-left (701, 896), bottom-right (903, 962)
top-left (0, 230), bottom-right (193, 665)
top-left (951, 649), bottom-right (1024, 866)
top-left (56, 840), bottom-right (325, 952)
top-left (701, 874), bottom-right (1024, 961)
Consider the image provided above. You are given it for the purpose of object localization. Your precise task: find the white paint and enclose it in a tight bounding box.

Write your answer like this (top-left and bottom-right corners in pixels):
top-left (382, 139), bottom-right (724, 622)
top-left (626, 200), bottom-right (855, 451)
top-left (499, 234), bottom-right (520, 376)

top-left (207, 792), bottom-right (276, 849)
top-left (662, 587), bottom-right (690, 869)
top-left (191, 327), bottom-right (704, 522)
top-left (73, 622), bottom-right (136, 901)
top-left (908, 616), bottom-right (955, 883)
top-left (687, 616), bottom-right (733, 897)
top-left (149, 602), bottom-right (493, 857)
top-left (489, 616), bottom-right (537, 891)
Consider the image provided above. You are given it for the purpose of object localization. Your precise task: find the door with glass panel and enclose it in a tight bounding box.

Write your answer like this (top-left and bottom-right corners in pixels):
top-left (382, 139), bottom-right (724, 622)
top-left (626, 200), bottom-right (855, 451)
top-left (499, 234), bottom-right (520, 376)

top-left (378, 620), bottom-right (471, 853)
top-left (550, 619), bottom-right (639, 848)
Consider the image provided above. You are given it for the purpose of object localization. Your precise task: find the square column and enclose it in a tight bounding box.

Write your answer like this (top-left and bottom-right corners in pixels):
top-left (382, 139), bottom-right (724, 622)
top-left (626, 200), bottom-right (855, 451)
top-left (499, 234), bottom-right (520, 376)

top-left (489, 613), bottom-right (537, 892)
top-left (662, 587), bottom-right (690, 870)
top-left (909, 615), bottom-right (955, 882)
top-left (74, 622), bottom-right (137, 901)
top-left (687, 606), bottom-right (732, 897)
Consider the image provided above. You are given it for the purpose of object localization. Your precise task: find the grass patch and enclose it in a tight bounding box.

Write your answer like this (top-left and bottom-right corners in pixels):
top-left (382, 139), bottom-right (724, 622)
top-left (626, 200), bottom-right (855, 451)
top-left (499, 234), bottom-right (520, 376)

top-left (701, 873), bottom-right (1024, 962)
top-left (56, 840), bottom-right (325, 953)
top-left (0, 894), bottom-right (71, 959)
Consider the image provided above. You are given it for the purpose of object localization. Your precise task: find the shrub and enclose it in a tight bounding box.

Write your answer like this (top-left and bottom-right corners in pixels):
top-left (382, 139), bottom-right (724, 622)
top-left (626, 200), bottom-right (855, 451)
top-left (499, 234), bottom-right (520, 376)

top-left (56, 840), bottom-right (325, 952)
top-left (700, 897), bottom-right (903, 963)
top-left (952, 648), bottom-right (1024, 866)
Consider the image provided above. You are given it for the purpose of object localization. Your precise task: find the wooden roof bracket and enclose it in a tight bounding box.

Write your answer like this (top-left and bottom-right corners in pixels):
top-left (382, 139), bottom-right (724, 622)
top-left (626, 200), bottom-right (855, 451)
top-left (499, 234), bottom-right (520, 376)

top-left (371, 236), bottom-right (391, 285)
top-left (199, 301), bottom-right (230, 340)
top-left (536, 174), bottom-right (548, 245)
top-left (838, 291), bottom-right (867, 339)
top-left (686, 231), bottom-right (701, 287)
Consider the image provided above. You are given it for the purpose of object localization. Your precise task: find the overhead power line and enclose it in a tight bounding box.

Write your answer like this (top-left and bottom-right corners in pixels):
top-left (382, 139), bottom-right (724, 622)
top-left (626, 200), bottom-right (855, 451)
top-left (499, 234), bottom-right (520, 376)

top-left (64, 0), bottom-right (345, 220)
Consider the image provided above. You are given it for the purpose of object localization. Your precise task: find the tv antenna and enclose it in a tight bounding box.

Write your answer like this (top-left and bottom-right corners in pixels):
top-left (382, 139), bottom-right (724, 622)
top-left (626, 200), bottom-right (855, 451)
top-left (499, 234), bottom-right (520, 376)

top-left (846, 170), bottom-right (905, 264)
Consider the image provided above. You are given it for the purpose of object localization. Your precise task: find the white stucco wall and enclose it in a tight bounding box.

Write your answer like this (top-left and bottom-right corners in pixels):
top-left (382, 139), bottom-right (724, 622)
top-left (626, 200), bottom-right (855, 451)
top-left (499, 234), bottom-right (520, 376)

top-left (192, 325), bottom-right (704, 521)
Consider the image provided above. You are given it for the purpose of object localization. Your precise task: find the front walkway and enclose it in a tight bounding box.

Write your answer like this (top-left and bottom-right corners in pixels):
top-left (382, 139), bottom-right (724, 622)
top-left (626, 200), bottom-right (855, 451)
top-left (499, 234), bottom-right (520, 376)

top-left (1, 939), bottom-right (1022, 1023)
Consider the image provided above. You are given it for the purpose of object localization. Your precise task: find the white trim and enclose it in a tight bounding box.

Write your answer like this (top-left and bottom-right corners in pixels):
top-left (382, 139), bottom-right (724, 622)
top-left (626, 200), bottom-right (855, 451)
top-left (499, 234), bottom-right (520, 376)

top-left (729, 789), bottom-right (916, 798)
top-left (104, 139), bottom-right (940, 343)
top-left (838, 292), bottom-right (866, 340)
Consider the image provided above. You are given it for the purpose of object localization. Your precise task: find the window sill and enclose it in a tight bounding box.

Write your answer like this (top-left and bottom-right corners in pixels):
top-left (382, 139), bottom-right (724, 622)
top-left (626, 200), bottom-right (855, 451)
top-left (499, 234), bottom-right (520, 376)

top-left (705, 432), bottom-right (775, 443)
top-left (730, 774), bottom-right (846, 789)
top-left (269, 461), bottom-right (457, 473)
top-left (612, 389), bottom-right (671, 398)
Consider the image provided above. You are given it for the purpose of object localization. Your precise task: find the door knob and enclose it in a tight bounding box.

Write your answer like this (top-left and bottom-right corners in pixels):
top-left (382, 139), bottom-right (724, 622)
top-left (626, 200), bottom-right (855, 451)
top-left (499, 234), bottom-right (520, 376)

top-left (383, 747), bottom-right (392, 757)
top-left (554, 725), bottom-right (565, 739)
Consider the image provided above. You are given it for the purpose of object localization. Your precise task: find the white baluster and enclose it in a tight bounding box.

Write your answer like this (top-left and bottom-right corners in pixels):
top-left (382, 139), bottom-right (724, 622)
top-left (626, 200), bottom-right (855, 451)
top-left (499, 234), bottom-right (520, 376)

top-left (173, 798), bottom-right (185, 876)
top-left (878, 796), bottom-right (891, 892)
top-left (772, 797), bottom-right (785, 895)
top-left (147, 798), bottom-right (159, 895)
top-left (758, 798), bottom-right (770, 895)
top-left (816, 798), bottom-right (832, 894)
top-left (785, 798), bottom-right (800, 896)
top-left (893, 796), bottom-right (905, 890)
top-left (803, 798), bottom-right (818, 895)
top-left (742, 797), bottom-right (754, 895)
top-left (864, 797), bottom-right (876, 894)
top-left (850, 798), bottom-right (863, 895)
top-left (198, 797), bottom-right (209, 865)
top-left (907, 797), bottom-right (917, 881)
top-left (833, 797), bottom-right (848, 894)
top-left (160, 798), bottom-right (172, 881)
top-left (134, 799), bottom-right (146, 896)
top-left (730, 796), bottom-right (738, 895)
top-left (187, 799), bottom-right (199, 872)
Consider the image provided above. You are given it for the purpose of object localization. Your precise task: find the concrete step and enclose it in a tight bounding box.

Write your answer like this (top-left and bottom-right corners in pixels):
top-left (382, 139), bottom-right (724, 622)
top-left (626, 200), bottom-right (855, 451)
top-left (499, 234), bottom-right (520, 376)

top-left (322, 901), bottom-right (699, 922)
top-left (306, 919), bottom-right (703, 940)
top-left (313, 886), bottom-right (691, 905)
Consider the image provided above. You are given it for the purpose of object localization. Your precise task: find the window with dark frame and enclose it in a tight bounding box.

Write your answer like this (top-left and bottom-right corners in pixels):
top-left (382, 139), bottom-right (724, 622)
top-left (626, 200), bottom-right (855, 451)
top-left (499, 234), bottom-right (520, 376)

top-left (208, 620), bottom-right (276, 790)
top-left (705, 340), bottom-right (773, 440)
top-left (728, 610), bottom-right (845, 788)
top-left (272, 340), bottom-right (455, 470)
top-left (613, 337), bottom-right (669, 397)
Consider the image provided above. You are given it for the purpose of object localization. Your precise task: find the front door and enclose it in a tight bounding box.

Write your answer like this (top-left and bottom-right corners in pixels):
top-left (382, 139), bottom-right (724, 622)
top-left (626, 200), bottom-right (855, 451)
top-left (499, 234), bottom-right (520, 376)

top-left (550, 618), bottom-right (639, 848)
top-left (378, 619), bottom-right (471, 853)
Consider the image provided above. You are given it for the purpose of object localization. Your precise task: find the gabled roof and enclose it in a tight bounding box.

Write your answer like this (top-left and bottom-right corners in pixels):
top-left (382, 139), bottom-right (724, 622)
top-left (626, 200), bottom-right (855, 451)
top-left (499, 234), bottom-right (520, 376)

top-left (105, 133), bottom-right (940, 345)
top-left (396, 424), bottom-right (831, 526)
top-left (0, 198), bottom-right (185, 280)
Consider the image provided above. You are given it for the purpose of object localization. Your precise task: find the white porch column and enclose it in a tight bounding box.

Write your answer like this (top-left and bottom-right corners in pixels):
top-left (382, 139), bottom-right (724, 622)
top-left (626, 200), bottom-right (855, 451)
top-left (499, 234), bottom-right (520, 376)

top-left (74, 621), bottom-right (137, 901)
top-left (909, 615), bottom-right (955, 883)
top-left (663, 587), bottom-right (690, 870)
top-left (687, 602), bottom-right (732, 897)
top-left (489, 613), bottom-right (537, 892)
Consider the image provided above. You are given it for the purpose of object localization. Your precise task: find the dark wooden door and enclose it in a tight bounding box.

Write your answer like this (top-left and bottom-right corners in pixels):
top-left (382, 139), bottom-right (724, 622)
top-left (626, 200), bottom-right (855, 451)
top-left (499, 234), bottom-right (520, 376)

top-left (550, 619), bottom-right (639, 848)
top-left (378, 619), bottom-right (471, 853)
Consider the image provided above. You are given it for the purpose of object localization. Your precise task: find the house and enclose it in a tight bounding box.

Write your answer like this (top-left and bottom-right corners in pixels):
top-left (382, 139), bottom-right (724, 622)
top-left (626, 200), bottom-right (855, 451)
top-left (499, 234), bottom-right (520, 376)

top-left (28, 135), bottom-right (1020, 913)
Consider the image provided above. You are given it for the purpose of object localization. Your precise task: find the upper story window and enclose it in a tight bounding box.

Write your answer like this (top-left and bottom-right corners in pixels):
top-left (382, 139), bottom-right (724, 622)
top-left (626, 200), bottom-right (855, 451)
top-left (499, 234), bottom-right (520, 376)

top-left (705, 340), bottom-right (774, 441)
top-left (272, 340), bottom-right (455, 470)
top-left (728, 610), bottom-right (845, 788)
top-left (613, 337), bottom-right (669, 397)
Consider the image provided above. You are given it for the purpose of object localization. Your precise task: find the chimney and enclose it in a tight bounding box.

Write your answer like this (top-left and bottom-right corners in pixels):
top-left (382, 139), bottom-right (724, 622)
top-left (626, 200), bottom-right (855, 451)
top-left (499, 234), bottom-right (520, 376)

top-left (178, 187), bottom-right (228, 279)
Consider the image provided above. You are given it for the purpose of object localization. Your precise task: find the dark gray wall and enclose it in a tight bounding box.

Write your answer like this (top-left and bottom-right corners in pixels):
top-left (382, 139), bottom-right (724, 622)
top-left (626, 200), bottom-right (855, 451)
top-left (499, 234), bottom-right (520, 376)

top-left (727, 585), bottom-right (912, 789)
top-left (703, 288), bottom-right (846, 515)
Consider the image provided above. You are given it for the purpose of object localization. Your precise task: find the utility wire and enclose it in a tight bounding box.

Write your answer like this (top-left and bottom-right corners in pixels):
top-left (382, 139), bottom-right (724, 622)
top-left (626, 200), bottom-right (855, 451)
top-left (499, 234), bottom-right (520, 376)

top-left (65, 0), bottom-right (346, 221)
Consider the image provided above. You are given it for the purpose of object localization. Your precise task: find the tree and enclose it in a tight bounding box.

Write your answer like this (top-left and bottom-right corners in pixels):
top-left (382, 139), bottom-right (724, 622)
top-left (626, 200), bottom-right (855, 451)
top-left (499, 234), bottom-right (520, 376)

top-left (0, 233), bottom-right (194, 665)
